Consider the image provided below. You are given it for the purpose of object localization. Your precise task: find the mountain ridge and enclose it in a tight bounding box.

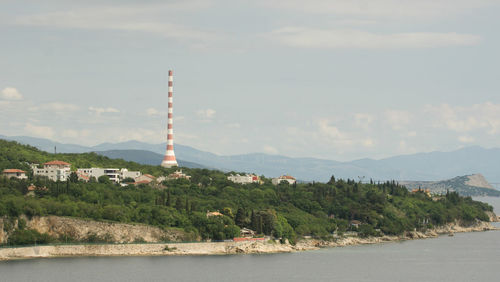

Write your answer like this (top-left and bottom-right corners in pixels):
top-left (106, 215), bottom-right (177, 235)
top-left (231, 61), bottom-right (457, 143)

top-left (2, 134), bottom-right (500, 184)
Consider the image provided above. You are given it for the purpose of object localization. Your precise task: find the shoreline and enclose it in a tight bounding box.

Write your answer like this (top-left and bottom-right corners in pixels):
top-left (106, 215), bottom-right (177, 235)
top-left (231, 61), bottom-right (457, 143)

top-left (1, 221), bottom-right (497, 261)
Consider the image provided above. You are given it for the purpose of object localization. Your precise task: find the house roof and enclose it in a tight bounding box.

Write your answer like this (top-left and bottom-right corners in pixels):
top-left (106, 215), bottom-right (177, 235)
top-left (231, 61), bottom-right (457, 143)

top-left (280, 175), bottom-right (295, 180)
top-left (206, 211), bottom-right (223, 217)
top-left (44, 160), bottom-right (71, 166)
top-left (77, 172), bottom-right (90, 180)
top-left (143, 174), bottom-right (156, 179)
top-left (134, 180), bottom-right (151, 185)
top-left (3, 169), bottom-right (25, 173)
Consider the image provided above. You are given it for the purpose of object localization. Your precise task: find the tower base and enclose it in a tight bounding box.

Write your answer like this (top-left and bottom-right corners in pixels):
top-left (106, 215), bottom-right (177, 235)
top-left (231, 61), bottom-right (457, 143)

top-left (161, 160), bottom-right (178, 168)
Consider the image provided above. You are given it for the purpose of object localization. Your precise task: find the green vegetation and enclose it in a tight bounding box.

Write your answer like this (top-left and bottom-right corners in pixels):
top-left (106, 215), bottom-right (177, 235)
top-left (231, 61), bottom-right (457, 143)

top-left (0, 139), bottom-right (494, 246)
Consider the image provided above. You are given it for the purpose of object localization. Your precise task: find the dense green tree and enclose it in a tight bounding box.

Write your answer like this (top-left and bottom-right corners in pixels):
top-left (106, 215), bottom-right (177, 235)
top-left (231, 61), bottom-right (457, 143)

top-left (98, 175), bottom-right (111, 184)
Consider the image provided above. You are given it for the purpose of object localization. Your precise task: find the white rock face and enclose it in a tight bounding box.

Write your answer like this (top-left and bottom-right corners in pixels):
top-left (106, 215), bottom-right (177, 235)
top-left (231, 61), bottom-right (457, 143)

top-left (466, 174), bottom-right (494, 189)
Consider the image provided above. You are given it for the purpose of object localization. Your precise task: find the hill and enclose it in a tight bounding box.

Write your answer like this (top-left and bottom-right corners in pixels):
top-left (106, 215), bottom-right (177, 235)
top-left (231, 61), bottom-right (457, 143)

top-left (2, 135), bottom-right (500, 184)
top-left (0, 139), bottom-right (495, 246)
top-left (400, 174), bottom-right (500, 197)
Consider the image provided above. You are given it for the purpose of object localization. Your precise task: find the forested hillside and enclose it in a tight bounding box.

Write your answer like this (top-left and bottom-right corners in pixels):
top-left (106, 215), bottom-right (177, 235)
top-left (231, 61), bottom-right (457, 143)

top-left (0, 139), bottom-right (493, 246)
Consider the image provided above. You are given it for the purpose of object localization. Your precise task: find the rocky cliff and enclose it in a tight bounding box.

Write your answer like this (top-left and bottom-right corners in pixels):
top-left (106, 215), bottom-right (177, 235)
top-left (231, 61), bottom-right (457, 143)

top-left (0, 216), bottom-right (189, 244)
top-left (1, 219), bottom-right (497, 261)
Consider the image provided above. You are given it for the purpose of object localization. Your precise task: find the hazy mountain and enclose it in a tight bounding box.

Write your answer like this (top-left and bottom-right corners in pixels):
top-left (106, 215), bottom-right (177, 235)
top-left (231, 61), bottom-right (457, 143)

top-left (400, 174), bottom-right (500, 197)
top-left (0, 135), bottom-right (90, 153)
top-left (94, 149), bottom-right (208, 169)
top-left (2, 135), bottom-right (500, 184)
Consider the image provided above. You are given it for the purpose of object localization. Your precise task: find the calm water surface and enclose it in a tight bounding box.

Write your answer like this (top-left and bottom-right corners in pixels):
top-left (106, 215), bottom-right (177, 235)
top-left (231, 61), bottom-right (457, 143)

top-left (1, 197), bottom-right (499, 282)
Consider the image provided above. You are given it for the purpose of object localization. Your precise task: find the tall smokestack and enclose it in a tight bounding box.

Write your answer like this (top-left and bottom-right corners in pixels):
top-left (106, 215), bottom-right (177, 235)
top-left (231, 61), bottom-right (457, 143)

top-left (161, 70), bottom-right (178, 168)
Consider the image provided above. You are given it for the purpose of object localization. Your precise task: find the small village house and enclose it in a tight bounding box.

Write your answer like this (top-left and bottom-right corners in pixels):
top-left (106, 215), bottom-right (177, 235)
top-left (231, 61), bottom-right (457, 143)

top-left (272, 175), bottom-right (296, 185)
top-left (2, 169), bottom-right (28, 180)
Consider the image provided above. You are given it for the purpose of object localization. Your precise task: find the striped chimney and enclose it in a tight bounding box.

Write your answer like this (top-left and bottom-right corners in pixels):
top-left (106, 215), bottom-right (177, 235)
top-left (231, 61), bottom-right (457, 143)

top-left (161, 70), bottom-right (179, 168)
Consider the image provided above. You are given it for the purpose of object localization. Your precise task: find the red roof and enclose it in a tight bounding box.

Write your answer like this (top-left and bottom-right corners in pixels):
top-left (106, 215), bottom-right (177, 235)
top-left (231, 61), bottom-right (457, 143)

top-left (143, 174), bottom-right (156, 179)
top-left (134, 180), bottom-right (151, 185)
top-left (281, 175), bottom-right (295, 180)
top-left (77, 172), bottom-right (90, 180)
top-left (3, 169), bottom-right (25, 173)
top-left (44, 160), bottom-right (71, 166)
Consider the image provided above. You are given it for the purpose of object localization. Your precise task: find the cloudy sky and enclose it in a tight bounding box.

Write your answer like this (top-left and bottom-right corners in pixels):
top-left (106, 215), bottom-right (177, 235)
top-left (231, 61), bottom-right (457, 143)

top-left (1, 0), bottom-right (499, 161)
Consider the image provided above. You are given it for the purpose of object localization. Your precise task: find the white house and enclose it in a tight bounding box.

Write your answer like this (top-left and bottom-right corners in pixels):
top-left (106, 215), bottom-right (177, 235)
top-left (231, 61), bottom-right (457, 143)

top-left (78, 167), bottom-right (141, 183)
top-left (32, 161), bottom-right (71, 182)
top-left (228, 174), bottom-right (260, 184)
top-left (2, 169), bottom-right (28, 180)
top-left (77, 168), bottom-right (117, 183)
top-left (121, 168), bottom-right (141, 180)
top-left (272, 175), bottom-right (296, 185)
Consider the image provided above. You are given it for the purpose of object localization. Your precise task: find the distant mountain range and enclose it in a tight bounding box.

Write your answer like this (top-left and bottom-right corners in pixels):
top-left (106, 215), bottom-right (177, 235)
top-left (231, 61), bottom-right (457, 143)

top-left (2, 134), bottom-right (500, 185)
top-left (95, 149), bottom-right (208, 169)
top-left (401, 174), bottom-right (500, 197)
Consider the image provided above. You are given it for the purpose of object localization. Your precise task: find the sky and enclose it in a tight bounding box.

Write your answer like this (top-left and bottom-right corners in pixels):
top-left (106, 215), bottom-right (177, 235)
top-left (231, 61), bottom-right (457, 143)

top-left (1, 0), bottom-right (500, 161)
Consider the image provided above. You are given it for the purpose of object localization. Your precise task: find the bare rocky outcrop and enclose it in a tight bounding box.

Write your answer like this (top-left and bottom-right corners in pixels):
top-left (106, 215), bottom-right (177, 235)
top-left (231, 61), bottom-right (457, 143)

top-left (465, 174), bottom-right (495, 189)
top-left (485, 211), bottom-right (500, 222)
top-left (0, 216), bottom-right (189, 244)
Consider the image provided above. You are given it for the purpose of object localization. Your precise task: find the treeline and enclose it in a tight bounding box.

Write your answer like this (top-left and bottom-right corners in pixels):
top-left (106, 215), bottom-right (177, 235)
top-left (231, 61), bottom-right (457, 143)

top-left (0, 139), bottom-right (494, 245)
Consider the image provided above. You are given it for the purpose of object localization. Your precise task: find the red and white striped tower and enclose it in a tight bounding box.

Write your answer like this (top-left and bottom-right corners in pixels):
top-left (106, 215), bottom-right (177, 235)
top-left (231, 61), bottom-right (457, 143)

top-left (161, 70), bottom-right (178, 168)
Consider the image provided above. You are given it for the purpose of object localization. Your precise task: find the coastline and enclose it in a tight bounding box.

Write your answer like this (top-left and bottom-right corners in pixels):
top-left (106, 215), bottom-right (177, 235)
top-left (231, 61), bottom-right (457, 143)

top-left (1, 221), bottom-right (497, 261)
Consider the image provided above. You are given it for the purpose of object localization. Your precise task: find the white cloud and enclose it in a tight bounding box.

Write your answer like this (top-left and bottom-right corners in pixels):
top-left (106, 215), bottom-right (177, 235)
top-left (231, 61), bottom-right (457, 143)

top-left (363, 138), bottom-right (375, 147)
top-left (14, 3), bottom-right (220, 47)
top-left (426, 102), bottom-right (500, 134)
top-left (263, 145), bottom-right (279, 154)
top-left (354, 113), bottom-right (374, 129)
top-left (268, 27), bottom-right (480, 49)
top-left (384, 110), bottom-right (412, 130)
top-left (316, 119), bottom-right (353, 147)
top-left (30, 102), bottom-right (79, 113)
top-left (146, 107), bottom-right (162, 116)
top-left (458, 136), bottom-right (475, 143)
top-left (262, 0), bottom-right (496, 20)
top-left (24, 123), bottom-right (55, 139)
top-left (89, 106), bottom-right (120, 115)
top-left (1, 87), bottom-right (23, 100)
top-left (197, 108), bottom-right (216, 119)
top-left (226, 123), bottom-right (241, 129)
top-left (407, 131), bottom-right (417, 137)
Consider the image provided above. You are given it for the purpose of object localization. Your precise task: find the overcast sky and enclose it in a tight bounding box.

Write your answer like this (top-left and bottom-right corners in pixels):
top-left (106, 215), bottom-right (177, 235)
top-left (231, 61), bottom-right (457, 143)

top-left (1, 0), bottom-right (499, 161)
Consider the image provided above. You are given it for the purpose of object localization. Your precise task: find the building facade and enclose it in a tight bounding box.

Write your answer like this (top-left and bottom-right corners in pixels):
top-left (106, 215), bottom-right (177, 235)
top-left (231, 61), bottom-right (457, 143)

top-left (77, 168), bottom-right (141, 183)
top-left (227, 174), bottom-right (260, 184)
top-left (32, 161), bottom-right (71, 182)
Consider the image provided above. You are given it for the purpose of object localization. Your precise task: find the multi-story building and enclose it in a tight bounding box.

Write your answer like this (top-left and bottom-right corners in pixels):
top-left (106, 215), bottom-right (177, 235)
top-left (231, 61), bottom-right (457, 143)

top-left (2, 169), bottom-right (28, 180)
top-left (227, 174), bottom-right (260, 184)
top-left (32, 160), bottom-right (71, 182)
top-left (77, 168), bottom-right (141, 183)
top-left (271, 175), bottom-right (296, 185)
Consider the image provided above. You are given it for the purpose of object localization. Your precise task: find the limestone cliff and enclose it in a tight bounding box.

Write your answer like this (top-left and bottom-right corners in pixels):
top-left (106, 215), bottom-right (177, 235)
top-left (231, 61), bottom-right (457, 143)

top-left (1, 216), bottom-right (189, 244)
